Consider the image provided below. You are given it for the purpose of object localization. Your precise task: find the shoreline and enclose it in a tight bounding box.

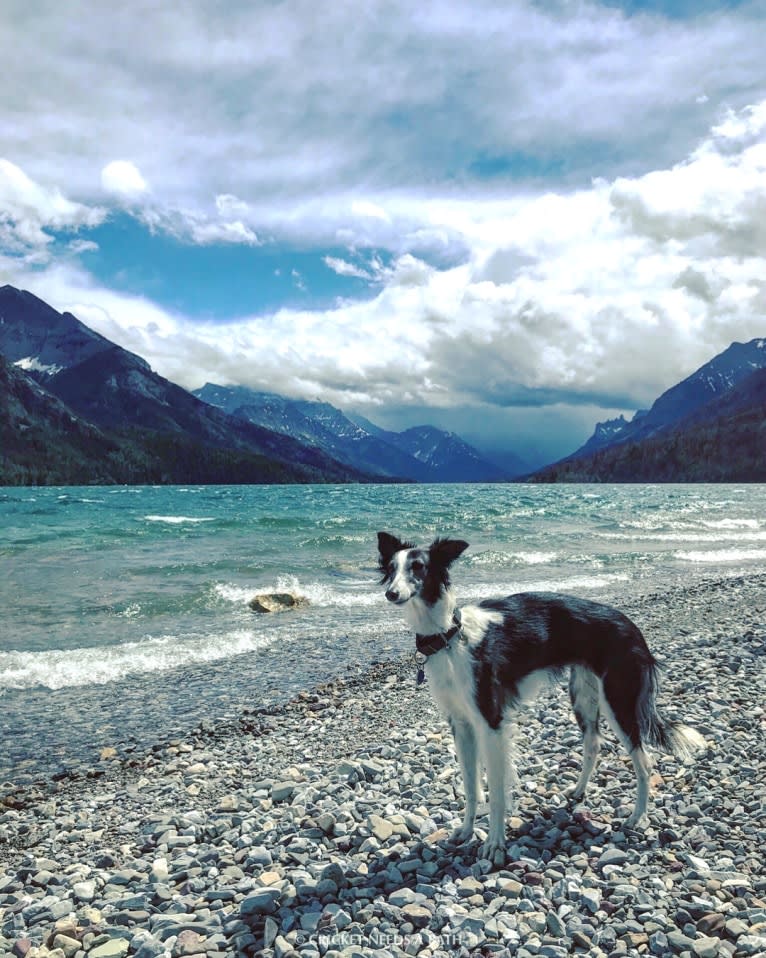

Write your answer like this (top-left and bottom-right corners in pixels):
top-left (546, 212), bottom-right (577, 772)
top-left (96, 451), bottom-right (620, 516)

top-left (1, 572), bottom-right (765, 957)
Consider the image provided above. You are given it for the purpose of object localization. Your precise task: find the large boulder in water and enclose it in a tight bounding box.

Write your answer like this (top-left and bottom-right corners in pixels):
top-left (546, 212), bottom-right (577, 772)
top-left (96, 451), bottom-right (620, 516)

top-left (248, 592), bottom-right (309, 613)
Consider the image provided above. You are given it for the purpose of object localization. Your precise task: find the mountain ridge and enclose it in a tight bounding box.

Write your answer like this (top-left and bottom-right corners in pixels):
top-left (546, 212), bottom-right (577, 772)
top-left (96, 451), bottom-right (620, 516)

top-left (194, 383), bottom-right (512, 482)
top-left (0, 286), bottom-right (372, 485)
top-left (571, 338), bottom-right (766, 459)
top-left (531, 355), bottom-right (766, 483)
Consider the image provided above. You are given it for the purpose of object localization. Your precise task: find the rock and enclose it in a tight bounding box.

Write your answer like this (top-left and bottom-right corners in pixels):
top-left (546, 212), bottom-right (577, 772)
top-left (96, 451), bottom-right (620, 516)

top-left (546, 912), bottom-right (567, 937)
top-left (580, 888), bottom-right (601, 914)
top-left (668, 930), bottom-right (696, 951)
top-left (598, 848), bottom-right (628, 868)
top-left (271, 781), bottom-right (295, 802)
top-left (248, 592), bottom-right (309, 613)
top-left (175, 930), bottom-right (208, 956)
top-left (736, 936), bottom-right (766, 956)
top-left (241, 887), bottom-right (282, 915)
top-left (51, 936), bottom-right (80, 958)
top-left (692, 937), bottom-right (720, 958)
top-left (367, 813), bottom-right (394, 842)
top-left (263, 917), bottom-right (279, 948)
top-left (697, 913), bottom-right (725, 935)
top-left (724, 917), bottom-right (749, 938)
top-left (388, 888), bottom-right (420, 907)
top-left (89, 939), bottom-right (131, 958)
top-left (72, 879), bottom-right (97, 902)
top-left (401, 903), bottom-right (432, 928)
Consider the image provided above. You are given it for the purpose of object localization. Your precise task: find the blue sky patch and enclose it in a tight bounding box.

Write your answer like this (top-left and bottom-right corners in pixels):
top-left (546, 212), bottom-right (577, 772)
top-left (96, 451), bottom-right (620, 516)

top-left (59, 214), bottom-right (395, 320)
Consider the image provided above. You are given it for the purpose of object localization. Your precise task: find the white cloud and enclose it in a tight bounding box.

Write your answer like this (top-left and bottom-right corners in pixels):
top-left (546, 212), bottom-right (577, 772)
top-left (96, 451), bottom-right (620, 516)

top-left (324, 256), bottom-right (373, 280)
top-left (188, 219), bottom-right (258, 246)
top-left (3, 0), bottom-right (766, 458)
top-left (0, 158), bottom-right (105, 262)
top-left (100, 160), bottom-right (149, 200)
top-left (18, 98), bottom-right (762, 434)
top-left (2, 0), bottom-right (765, 246)
top-left (67, 238), bottom-right (99, 255)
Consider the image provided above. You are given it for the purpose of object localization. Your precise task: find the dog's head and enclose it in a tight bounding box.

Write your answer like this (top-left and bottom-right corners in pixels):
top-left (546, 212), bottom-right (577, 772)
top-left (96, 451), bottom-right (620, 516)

top-left (377, 531), bottom-right (469, 607)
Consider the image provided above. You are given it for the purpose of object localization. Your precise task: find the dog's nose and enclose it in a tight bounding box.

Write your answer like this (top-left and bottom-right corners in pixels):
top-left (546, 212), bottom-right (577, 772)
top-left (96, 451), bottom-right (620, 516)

top-left (385, 589), bottom-right (400, 603)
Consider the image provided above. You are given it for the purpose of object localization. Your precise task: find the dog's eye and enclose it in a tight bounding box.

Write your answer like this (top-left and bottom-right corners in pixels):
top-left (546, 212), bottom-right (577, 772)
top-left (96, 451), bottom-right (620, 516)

top-left (411, 560), bottom-right (424, 573)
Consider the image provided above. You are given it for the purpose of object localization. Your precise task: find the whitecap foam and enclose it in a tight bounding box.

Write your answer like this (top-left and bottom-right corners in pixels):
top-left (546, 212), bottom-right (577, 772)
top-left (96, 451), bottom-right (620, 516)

top-left (598, 530), bottom-right (766, 543)
top-left (143, 515), bottom-right (216, 524)
top-left (214, 576), bottom-right (381, 609)
top-left (0, 629), bottom-right (276, 691)
top-left (116, 603), bottom-right (142, 618)
top-left (675, 548), bottom-right (766, 564)
top-left (469, 550), bottom-right (559, 567)
top-left (213, 582), bottom-right (256, 604)
top-left (700, 518), bottom-right (761, 530)
top-left (467, 572), bottom-right (630, 599)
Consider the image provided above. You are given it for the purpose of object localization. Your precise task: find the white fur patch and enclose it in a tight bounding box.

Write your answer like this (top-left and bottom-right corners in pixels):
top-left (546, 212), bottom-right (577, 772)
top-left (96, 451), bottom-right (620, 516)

top-left (458, 605), bottom-right (503, 646)
top-left (515, 669), bottom-right (557, 703)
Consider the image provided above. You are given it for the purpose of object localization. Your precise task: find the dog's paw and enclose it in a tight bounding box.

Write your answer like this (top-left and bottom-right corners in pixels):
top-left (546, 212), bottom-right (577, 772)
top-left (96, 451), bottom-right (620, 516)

top-left (479, 837), bottom-right (506, 867)
top-left (449, 824), bottom-right (474, 845)
top-left (564, 783), bottom-right (585, 802)
top-left (624, 810), bottom-right (647, 830)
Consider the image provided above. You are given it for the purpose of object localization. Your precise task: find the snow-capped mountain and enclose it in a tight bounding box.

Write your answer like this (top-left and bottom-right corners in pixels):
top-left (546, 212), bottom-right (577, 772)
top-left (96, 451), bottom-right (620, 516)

top-left (0, 285), bottom-right (369, 484)
top-left (531, 364), bottom-right (766, 483)
top-left (571, 338), bottom-right (766, 459)
top-left (0, 285), bottom-right (117, 377)
top-left (194, 384), bottom-right (512, 482)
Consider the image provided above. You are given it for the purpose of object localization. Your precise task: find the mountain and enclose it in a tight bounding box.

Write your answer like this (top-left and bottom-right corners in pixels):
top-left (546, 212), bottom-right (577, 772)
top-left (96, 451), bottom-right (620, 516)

top-left (194, 384), bottom-right (511, 481)
top-left (530, 363), bottom-right (766, 483)
top-left (0, 285), bottom-right (370, 485)
top-left (0, 286), bottom-right (113, 377)
top-left (571, 338), bottom-right (766, 459)
top-left (0, 352), bottom-right (120, 485)
top-left (373, 424), bottom-right (510, 482)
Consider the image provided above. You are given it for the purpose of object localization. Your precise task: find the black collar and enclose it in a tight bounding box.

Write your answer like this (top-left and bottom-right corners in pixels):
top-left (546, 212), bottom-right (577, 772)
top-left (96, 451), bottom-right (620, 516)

top-left (415, 610), bottom-right (462, 657)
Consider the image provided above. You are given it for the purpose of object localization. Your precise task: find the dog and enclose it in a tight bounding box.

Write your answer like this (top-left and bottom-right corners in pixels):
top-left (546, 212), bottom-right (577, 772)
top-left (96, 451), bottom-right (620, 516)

top-left (377, 531), bottom-right (704, 864)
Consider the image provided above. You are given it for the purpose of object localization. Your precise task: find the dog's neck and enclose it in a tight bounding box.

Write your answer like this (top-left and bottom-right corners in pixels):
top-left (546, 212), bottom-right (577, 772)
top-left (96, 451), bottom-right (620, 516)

top-left (403, 586), bottom-right (457, 637)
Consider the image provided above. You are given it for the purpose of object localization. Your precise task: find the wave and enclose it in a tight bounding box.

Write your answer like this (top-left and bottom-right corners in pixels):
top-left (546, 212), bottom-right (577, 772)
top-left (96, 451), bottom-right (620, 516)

top-left (56, 495), bottom-right (106, 505)
top-left (0, 629), bottom-right (277, 691)
top-left (467, 572), bottom-right (630, 599)
top-left (700, 518), bottom-right (761, 530)
top-left (214, 576), bottom-right (382, 609)
top-left (467, 550), bottom-right (559, 567)
top-left (675, 548), bottom-right (766, 564)
top-left (598, 530), bottom-right (766, 543)
top-left (143, 515), bottom-right (217, 524)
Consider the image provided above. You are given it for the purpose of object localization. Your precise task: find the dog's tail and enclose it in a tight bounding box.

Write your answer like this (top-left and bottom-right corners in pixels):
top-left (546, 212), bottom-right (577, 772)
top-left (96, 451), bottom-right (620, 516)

top-left (646, 719), bottom-right (706, 761)
top-left (640, 663), bottom-right (706, 761)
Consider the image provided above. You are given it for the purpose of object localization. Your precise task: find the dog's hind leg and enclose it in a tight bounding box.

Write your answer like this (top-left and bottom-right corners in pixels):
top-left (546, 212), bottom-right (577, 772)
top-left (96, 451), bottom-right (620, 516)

top-left (450, 718), bottom-right (480, 844)
top-left (601, 667), bottom-right (652, 828)
top-left (624, 746), bottom-right (651, 828)
top-left (568, 666), bottom-right (602, 802)
top-left (478, 726), bottom-right (507, 866)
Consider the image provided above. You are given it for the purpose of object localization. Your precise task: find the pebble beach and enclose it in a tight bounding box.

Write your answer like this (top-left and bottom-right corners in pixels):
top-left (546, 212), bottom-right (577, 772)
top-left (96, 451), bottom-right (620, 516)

top-left (1, 572), bottom-right (765, 958)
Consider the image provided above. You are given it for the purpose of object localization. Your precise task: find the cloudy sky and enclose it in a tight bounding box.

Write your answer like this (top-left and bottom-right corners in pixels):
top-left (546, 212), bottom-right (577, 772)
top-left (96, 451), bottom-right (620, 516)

top-left (2, 0), bottom-right (766, 466)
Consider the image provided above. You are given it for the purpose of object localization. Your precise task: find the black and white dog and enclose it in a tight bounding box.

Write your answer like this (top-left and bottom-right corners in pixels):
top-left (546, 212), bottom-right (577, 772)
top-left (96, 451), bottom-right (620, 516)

top-left (377, 532), bottom-right (704, 864)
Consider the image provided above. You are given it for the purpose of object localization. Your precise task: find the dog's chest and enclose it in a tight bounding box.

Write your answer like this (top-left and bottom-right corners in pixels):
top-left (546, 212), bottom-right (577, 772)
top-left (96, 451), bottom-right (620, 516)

top-left (425, 643), bottom-right (477, 720)
top-left (421, 605), bottom-right (503, 721)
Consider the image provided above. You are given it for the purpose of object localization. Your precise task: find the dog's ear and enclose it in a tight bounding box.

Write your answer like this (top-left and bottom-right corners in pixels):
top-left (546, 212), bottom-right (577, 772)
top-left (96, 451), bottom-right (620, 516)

top-left (377, 531), bottom-right (406, 565)
top-left (429, 537), bottom-right (469, 568)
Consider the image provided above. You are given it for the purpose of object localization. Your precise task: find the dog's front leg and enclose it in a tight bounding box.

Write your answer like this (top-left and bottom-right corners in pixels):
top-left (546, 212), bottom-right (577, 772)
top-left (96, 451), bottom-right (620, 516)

top-left (480, 727), bottom-right (507, 866)
top-left (449, 718), bottom-right (479, 843)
